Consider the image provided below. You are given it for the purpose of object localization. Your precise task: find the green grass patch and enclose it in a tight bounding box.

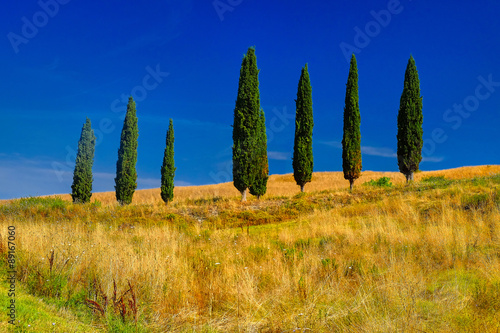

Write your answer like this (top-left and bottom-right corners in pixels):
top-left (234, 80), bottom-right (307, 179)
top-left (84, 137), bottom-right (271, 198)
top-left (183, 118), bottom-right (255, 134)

top-left (0, 284), bottom-right (100, 332)
top-left (420, 175), bottom-right (454, 189)
top-left (462, 193), bottom-right (491, 210)
top-left (363, 177), bottom-right (392, 188)
top-left (0, 197), bottom-right (69, 218)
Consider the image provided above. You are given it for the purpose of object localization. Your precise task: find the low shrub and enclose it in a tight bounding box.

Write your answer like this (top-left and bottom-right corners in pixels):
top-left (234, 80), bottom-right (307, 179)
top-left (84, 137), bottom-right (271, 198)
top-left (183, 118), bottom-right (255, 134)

top-left (462, 193), bottom-right (490, 210)
top-left (421, 175), bottom-right (453, 188)
top-left (363, 177), bottom-right (392, 188)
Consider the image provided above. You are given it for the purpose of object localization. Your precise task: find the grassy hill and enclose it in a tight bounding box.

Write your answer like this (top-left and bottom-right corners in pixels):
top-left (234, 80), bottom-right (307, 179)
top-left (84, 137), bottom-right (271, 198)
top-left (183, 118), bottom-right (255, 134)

top-left (1, 165), bottom-right (500, 332)
top-left (37, 165), bottom-right (500, 205)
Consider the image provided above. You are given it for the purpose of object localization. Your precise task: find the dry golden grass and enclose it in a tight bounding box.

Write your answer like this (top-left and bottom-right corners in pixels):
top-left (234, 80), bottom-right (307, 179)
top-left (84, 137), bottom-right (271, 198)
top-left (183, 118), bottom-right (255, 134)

top-left (1, 165), bottom-right (500, 332)
top-left (29, 164), bottom-right (500, 205)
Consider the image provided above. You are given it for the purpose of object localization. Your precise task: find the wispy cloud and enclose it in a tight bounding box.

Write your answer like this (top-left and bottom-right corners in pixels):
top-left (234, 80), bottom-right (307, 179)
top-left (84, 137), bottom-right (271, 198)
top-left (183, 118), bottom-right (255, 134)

top-left (317, 140), bottom-right (342, 149)
top-left (0, 163), bottom-right (70, 199)
top-left (268, 151), bottom-right (290, 161)
top-left (361, 146), bottom-right (397, 158)
top-left (422, 156), bottom-right (445, 163)
top-left (0, 152), bottom-right (200, 199)
top-left (137, 177), bottom-right (160, 189)
top-left (175, 180), bottom-right (193, 187)
top-left (318, 141), bottom-right (443, 162)
top-left (361, 146), bottom-right (444, 162)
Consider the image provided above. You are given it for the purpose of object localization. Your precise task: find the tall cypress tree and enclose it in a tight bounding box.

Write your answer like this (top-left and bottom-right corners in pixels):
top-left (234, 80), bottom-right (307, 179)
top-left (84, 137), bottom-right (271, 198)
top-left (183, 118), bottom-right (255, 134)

top-left (115, 97), bottom-right (139, 205)
top-left (249, 109), bottom-right (268, 199)
top-left (71, 118), bottom-right (96, 203)
top-left (232, 47), bottom-right (261, 201)
top-left (161, 119), bottom-right (175, 204)
top-left (292, 64), bottom-right (314, 193)
top-left (397, 55), bottom-right (423, 182)
top-left (342, 54), bottom-right (362, 191)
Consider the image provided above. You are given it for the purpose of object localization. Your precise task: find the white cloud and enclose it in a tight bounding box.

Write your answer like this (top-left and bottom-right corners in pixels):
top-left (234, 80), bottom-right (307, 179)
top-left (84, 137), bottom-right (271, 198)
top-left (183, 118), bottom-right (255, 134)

top-left (175, 180), bottom-right (193, 187)
top-left (361, 146), bottom-right (397, 158)
top-left (422, 156), bottom-right (445, 163)
top-left (268, 151), bottom-right (290, 161)
top-left (93, 172), bottom-right (115, 180)
top-left (137, 177), bottom-right (160, 188)
top-left (318, 141), bottom-right (443, 162)
top-left (0, 164), bottom-right (69, 199)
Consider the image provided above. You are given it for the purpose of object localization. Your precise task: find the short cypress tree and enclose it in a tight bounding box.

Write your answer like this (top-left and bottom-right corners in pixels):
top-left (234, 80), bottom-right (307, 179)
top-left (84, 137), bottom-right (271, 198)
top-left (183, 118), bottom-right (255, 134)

top-left (397, 55), bottom-right (423, 182)
top-left (249, 109), bottom-right (268, 199)
top-left (342, 54), bottom-right (362, 191)
top-left (232, 47), bottom-right (261, 201)
top-left (71, 118), bottom-right (96, 203)
top-left (292, 64), bottom-right (314, 193)
top-left (161, 119), bottom-right (175, 204)
top-left (115, 97), bottom-right (139, 205)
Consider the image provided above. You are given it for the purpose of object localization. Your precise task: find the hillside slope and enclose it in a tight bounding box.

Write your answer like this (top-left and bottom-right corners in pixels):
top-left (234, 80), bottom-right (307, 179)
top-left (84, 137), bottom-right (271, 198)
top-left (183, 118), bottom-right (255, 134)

top-left (41, 165), bottom-right (500, 204)
top-left (1, 165), bottom-right (499, 331)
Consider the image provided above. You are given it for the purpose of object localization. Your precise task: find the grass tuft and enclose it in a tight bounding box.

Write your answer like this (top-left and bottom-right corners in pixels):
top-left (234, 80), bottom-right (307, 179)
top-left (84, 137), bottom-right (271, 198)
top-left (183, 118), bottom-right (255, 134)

top-left (363, 176), bottom-right (393, 187)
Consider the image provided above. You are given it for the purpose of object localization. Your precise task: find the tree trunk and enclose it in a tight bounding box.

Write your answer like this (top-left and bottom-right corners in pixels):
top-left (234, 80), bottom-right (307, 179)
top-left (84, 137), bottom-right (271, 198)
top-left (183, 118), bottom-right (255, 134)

top-left (256, 194), bottom-right (261, 200)
top-left (405, 172), bottom-right (414, 183)
top-left (349, 179), bottom-right (354, 192)
top-left (241, 188), bottom-right (247, 202)
top-left (300, 185), bottom-right (305, 193)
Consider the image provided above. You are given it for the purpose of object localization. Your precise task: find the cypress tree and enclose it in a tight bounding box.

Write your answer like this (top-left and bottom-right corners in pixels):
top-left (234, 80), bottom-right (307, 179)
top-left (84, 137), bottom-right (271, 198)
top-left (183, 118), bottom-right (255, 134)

top-left (292, 64), bottom-right (314, 193)
top-left (397, 55), bottom-right (423, 182)
top-left (160, 119), bottom-right (175, 204)
top-left (249, 109), bottom-right (268, 199)
top-left (115, 97), bottom-right (139, 205)
top-left (232, 47), bottom-right (261, 201)
top-left (71, 118), bottom-right (96, 203)
top-left (342, 54), bottom-right (362, 191)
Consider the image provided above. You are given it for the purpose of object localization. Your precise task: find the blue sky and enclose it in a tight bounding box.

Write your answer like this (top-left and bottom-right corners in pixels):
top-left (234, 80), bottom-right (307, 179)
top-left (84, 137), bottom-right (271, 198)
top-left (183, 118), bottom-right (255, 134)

top-left (1, 0), bottom-right (499, 199)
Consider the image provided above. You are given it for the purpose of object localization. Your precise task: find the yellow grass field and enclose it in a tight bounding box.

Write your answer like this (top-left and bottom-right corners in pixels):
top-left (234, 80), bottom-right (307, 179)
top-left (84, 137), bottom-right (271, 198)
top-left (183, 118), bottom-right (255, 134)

top-left (40, 164), bottom-right (500, 205)
top-left (1, 165), bottom-right (499, 332)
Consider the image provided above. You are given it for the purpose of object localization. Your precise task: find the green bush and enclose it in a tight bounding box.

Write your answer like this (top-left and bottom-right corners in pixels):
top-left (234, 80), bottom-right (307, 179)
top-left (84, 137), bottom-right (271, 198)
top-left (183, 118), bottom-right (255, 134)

top-left (363, 177), bottom-right (392, 188)
top-left (421, 175), bottom-right (453, 187)
top-left (421, 175), bottom-right (446, 182)
top-left (462, 193), bottom-right (490, 210)
top-left (19, 197), bottom-right (68, 210)
top-left (0, 197), bottom-right (69, 217)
